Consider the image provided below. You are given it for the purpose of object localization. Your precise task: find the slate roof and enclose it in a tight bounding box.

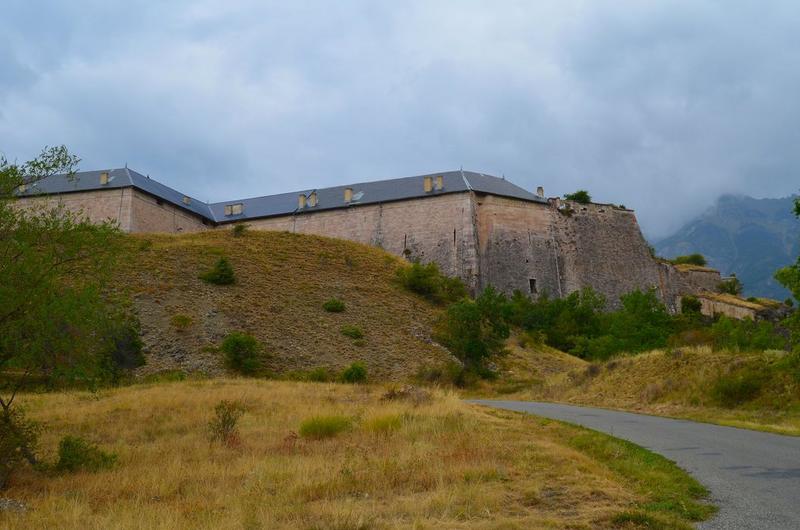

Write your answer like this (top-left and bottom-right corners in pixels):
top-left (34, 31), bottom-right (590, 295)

top-left (19, 168), bottom-right (545, 224)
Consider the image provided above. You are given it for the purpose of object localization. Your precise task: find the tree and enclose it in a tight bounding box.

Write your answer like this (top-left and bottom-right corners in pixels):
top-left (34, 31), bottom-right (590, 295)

top-left (0, 147), bottom-right (123, 483)
top-left (434, 286), bottom-right (510, 370)
top-left (563, 190), bottom-right (592, 204)
top-left (776, 197), bottom-right (800, 351)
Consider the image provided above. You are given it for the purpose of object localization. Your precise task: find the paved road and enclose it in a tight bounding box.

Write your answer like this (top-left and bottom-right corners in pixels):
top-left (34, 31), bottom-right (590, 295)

top-left (470, 400), bottom-right (800, 529)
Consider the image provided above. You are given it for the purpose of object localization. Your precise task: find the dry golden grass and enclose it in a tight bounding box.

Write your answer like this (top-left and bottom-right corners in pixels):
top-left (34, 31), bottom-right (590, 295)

top-left (118, 230), bottom-right (451, 379)
top-left (484, 344), bottom-right (800, 436)
top-left (0, 379), bottom-right (700, 529)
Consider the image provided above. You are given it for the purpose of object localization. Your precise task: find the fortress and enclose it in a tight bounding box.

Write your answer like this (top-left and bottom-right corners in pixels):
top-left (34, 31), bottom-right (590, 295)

top-left (17, 167), bottom-right (721, 310)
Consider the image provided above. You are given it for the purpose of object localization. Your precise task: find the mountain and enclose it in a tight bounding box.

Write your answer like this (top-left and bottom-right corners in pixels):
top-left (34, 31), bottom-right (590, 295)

top-left (654, 194), bottom-right (799, 300)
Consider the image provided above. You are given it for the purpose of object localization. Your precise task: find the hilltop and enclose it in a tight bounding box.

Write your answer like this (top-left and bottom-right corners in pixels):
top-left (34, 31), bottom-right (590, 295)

top-left (117, 229), bottom-right (452, 379)
top-left (655, 194), bottom-right (800, 299)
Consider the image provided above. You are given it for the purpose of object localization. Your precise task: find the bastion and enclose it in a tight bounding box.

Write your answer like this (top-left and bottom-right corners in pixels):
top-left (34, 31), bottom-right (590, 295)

top-left (15, 167), bottom-right (720, 310)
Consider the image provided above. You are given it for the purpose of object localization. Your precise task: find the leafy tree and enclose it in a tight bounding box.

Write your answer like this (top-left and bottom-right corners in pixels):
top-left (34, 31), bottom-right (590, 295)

top-left (776, 196), bottom-right (800, 351)
top-left (563, 190), bottom-right (592, 204)
top-left (435, 286), bottom-right (510, 369)
top-left (0, 146), bottom-right (123, 479)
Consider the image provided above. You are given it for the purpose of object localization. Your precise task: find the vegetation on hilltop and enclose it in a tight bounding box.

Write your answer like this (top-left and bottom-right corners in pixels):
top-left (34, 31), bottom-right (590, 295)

top-left (563, 189), bottom-right (592, 204)
top-left (669, 253), bottom-right (707, 266)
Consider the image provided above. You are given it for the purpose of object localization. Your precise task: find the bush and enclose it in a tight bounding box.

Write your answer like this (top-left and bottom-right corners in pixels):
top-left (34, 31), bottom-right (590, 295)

top-left (341, 361), bottom-right (367, 383)
top-left (232, 223), bottom-right (249, 237)
top-left (55, 436), bottom-right (117, 473)
top-left (170, 313), bottom-right (193, 331)
top-left (221, 332), bottom-right (263, 375)
top-left (0, 409), bottom-right (39, 489)
top-left (322, 298), bottom-right (346, 312)
top-left (671, 254), bottom-right (708, 267)
top-left (396, 261), bottom-right (467, 305)
top-left (710, 316), bottom-right (785, 352)
top-left (681, 296), bottom-right (703, 315)
top-left (434, 286), bottom-right (510, 369)
top-left (340, 325), bottom-right (364, 339)
top-left (299, 415), bottom-right (352, 439)
top-left (208, 400), bottom-right (245, 447)
top-left (563, 190), bottom-right (591, 204)
top-left (307, 367), bottom-right (333, 382)
top-left (711, 370), bottom-right (765, 408)
top-left (200, 257), bottom-right (235, 285)
top-left (718, 276), bottom-right (742, 295)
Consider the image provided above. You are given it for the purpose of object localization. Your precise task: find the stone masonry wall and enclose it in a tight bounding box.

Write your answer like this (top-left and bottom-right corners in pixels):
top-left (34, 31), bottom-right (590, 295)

top-left (15, 186), bottom-right (720, 311)
top-left (244, 192), bottom-right (481, 290)
top-left (473, 194), bottom-right (561, 297)
top-left (129, 189), bottom-right (209, 233)
top-left (550, 202), bottom-right (664, 309)
top-left (14, 188), bottom-right (135, 230)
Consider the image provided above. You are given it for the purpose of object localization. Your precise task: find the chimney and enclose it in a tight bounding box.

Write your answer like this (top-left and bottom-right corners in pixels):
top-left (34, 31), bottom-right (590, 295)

top-left (536, 186), bottom-right (544, 198)
top-left (99, 172), bottom-right (109, 185)
top-left (423, 176), bottom-right (433, 193)
top-left (344, 187), bottom-right (353, 203)
top-left (435, 175), bottom-right (444, 191)
top-left (308, 191), bottom-right (318, 207)
top-left (298, 194), bottom-right (306, 209)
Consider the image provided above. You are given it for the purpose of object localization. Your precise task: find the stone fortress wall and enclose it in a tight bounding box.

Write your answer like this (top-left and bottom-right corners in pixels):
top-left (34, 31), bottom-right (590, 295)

top-left (15, 184), bottom-right (719, 310)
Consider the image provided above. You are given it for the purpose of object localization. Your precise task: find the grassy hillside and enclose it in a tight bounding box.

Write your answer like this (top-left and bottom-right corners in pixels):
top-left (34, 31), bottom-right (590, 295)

top-left (117, 229), bottom-right (451, 379)
top-left (480, 342), bottom-right (800, 435)
top-left (2, 380), bottom-right (712, 529)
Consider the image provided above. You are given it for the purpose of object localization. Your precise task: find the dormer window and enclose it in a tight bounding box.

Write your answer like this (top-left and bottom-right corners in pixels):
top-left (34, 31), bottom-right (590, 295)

top-left (182, 196), bottom-right (191, 205)
top-left (224, 203), bottom-right (244, 216)
top-left (99, 172), bottom-right (109, 185)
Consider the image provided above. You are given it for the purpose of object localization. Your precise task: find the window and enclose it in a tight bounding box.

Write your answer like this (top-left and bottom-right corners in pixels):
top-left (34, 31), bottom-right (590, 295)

top-left (529, 278), bottom-right (537, 294)
top-left (99, 172), bottom-right (109, 185)
top-left (224, 203), bottom-right (244, 216)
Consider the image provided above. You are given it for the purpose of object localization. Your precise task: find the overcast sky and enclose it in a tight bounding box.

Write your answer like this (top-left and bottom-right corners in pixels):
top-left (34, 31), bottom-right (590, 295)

top-left (2, 1), bottom-right (799, 238)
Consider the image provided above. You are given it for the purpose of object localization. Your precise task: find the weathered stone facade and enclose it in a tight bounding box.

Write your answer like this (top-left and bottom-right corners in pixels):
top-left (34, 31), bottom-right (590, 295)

top-left (15, 173), bottom-right (721, 310)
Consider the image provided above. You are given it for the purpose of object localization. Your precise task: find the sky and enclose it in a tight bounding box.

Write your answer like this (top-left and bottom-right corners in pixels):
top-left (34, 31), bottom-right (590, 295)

top-left (2, 1), bottom-right (799, 239)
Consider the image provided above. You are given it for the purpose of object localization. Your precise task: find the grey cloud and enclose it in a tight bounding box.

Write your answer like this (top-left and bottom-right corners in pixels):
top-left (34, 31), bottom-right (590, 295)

top-left (2, 1), bottom-right (799, 238)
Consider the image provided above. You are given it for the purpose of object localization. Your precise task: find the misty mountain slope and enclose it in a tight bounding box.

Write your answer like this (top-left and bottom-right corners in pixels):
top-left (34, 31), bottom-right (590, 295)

top-left (655, 194), bottom-right (799, 299)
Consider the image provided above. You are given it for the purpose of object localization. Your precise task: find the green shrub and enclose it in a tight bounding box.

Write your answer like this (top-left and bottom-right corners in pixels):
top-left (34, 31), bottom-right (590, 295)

top-left (710, 316), bottom-right (785, 352)
top-left (232, 223), bottom-right (249, 237)
top-left (299, 415), bottom-right (352, 439)
top-left (0, 409), bottom-right (39, 489)
top-left (170, 313), bottom-right (193, 331)
top-left (55, 436), bottom-right (117, 473)
top-left (563, 190), bottom-right (591, 204)
top-left (434, 286), bottom-right (510, 369)
top-left (208, 400), bottom-right (245, 447)
top-left (200, 257), bottom-right (235, 285)
top-left (718, 276), bottom-right (743, 295)
top-left (681, 296), bottom-right (702, 315)
top-left (396, 261), bottom-right (467, 305)
top-left (307, 367), bottom-right (333, 382)
top-left (341, 361), bottom-right (368, 383)
top-left (364, 414), bottom-right (404, 434)
top-left (322, 298), bottom-right (346, 312)
top-left (671, 254), bottom-right (708, 267)
top-left (221, 332), bottom-right (263, 375)
top-left (340, 325), bottom-right (364, 339)
top-left (711, 369), bottom-right (766, 408)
